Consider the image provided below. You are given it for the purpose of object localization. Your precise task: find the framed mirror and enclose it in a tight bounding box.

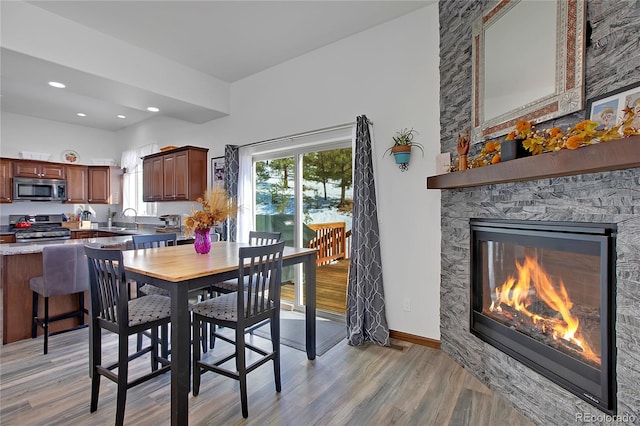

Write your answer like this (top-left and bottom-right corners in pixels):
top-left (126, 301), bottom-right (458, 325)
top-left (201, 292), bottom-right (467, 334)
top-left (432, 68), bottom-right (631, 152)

top-left (471, 0), bottom-right (586, 141)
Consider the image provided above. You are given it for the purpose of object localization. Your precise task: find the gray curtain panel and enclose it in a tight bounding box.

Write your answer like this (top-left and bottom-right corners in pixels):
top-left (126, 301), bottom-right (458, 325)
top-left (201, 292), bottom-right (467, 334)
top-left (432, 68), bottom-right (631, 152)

top-left (224, 145), bottom-right (239, 242)
top-left (346, 115), bottom-right (390, 346)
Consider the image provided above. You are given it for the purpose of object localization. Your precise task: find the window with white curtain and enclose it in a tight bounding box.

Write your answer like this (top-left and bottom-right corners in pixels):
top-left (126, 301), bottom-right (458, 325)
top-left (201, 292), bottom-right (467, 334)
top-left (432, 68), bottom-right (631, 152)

top-left (120, 144), bottom-right (158, 217)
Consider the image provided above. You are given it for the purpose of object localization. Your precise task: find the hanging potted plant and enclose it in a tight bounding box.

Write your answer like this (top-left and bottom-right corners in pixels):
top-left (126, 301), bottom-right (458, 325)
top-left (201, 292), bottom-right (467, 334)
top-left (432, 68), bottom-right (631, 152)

top-left (384, 128), bottom-right (424, 170)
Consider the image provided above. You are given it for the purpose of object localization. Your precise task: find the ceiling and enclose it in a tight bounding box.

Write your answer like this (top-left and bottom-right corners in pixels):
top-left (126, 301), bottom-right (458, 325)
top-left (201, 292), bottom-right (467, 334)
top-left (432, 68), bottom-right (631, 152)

top-left (1, 1), bottom-right (431, 131)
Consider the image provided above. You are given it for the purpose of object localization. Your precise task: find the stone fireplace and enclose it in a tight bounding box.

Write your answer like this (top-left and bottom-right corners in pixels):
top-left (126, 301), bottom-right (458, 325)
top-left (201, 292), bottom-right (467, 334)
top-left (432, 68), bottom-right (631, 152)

top-left (469, 218), bottom-right (616, 414)
top-left (438, 1), bottom-right (640, 423)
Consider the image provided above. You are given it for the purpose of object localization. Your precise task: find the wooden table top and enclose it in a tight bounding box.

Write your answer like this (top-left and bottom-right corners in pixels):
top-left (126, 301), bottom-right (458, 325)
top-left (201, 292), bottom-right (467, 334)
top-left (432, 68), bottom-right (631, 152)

top-left (121, 241), bottom-right (316, 282)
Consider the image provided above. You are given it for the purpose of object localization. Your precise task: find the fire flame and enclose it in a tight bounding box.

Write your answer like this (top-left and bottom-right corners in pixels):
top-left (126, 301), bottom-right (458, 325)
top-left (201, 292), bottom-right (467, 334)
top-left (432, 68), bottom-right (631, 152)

top-left (489, 256), bottom-right (600, 365)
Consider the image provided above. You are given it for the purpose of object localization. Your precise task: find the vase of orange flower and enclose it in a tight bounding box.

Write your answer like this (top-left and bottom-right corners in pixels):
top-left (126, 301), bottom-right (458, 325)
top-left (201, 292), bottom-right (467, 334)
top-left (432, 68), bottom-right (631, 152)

top-left (502, 120), bottom-right (534, 161)
top-left (184, 187), bottom-right (238, 254)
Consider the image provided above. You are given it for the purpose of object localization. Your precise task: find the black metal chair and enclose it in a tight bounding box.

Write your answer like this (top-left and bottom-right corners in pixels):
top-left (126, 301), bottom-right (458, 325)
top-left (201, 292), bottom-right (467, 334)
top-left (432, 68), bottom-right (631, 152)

top-left (84, 246), bottom-right (171, 426)
top-left (192, 241), bottom-right (285, 418)
top-left (29, 244), bottom-right (89, 354)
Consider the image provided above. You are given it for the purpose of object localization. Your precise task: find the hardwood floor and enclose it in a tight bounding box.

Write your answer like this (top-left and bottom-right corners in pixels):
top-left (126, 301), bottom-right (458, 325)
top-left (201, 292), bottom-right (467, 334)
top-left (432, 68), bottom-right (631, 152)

top-left (0, 325), bottom-right (534, 425)
top-left (281, 259), bottom-right (349, 314)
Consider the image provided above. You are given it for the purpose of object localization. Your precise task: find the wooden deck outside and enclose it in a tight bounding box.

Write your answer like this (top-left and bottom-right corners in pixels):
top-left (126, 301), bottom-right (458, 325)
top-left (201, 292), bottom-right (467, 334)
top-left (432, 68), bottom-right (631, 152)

top-left (281, 258), bottom-right (349, 314)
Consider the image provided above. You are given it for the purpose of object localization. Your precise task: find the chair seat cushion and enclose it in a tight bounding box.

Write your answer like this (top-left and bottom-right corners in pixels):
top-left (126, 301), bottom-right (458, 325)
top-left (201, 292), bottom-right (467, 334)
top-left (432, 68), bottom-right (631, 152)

top-left (211, 279), bottom-right (239, 292)
top-left (29, 276), bottom-right (45, 294)
top-left (211, 275), bottom-right (254, 293)
top-left (139, 284), bottom-right (170, 297)
top-left (192, 292), bottom-right (273, 322)
top-left (128, 295), bottom-right (171, 327)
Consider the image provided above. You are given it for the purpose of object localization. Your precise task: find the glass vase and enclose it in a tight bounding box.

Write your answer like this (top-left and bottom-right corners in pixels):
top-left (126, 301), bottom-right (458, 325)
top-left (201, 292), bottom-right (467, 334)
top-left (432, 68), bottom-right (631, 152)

top-left (194, 228), bottom-right (212, 254)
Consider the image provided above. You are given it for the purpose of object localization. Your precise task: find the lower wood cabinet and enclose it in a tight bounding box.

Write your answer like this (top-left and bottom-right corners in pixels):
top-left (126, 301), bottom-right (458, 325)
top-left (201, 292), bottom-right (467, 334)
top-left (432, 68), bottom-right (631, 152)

top-left (0, 234), bottom-right (16, 244)
top-left (71, 230), bottom-right (97, 239)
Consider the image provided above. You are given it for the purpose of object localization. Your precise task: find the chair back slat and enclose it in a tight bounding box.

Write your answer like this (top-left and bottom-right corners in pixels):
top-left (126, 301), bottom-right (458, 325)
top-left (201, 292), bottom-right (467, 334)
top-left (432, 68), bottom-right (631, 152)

top-left (248, 231), bottom-right (281, 246)
top-left (84, 246), bottom-right (128, 326)
top-left (237, 241), bottom-right (284, 320)
top-left (132, 233), bottom-right (177, 249)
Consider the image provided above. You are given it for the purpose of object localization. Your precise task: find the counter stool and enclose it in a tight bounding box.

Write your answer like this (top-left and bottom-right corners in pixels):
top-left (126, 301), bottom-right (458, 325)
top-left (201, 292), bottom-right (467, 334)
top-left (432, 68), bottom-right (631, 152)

top-left (30, 244), bottom-right (89, 354)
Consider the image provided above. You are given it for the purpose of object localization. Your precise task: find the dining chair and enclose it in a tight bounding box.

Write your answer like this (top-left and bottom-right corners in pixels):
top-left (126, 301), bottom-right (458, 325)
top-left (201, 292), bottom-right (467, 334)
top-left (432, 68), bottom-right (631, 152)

top-left (131, 233), bottom-right (175, 354)
top-left (84, 246), bottom-right (171, 426)
top-left (132, 232), bottom-right (216, 354)
top-left (192, 241), bottom-right (286, 418)
top-left (205, 231), bottom-right (282, 349)
top-left (210, 231), bottom-right (282, 294)
top-left (29, 244), bottom-right (89, 354)
top-left (131, 233), bottom-right (177, 297)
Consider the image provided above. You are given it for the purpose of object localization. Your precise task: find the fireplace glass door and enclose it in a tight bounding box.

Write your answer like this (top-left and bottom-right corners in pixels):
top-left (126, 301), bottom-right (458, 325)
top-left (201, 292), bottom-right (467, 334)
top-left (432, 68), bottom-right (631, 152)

top-left (470, 219), bottom-right (616, 414)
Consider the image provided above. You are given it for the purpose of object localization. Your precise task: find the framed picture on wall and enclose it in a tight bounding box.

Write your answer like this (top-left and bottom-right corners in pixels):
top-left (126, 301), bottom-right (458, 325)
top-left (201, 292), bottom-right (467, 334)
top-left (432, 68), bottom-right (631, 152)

top-left (211, 156), bottom-right (225, 187)
top-left (586, 81), bottom-right (640, 131)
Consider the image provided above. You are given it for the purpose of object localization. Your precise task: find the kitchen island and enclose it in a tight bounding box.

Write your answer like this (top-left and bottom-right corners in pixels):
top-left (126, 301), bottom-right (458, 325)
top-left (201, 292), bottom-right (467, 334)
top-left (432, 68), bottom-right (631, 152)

top-left (0, 232), bottom-right (193, 344)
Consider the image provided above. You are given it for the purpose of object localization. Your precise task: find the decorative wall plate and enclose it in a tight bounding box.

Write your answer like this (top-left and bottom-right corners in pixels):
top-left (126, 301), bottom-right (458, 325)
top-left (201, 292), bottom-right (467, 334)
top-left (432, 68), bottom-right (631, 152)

top-left (62, 150), bottom-right (80, 163)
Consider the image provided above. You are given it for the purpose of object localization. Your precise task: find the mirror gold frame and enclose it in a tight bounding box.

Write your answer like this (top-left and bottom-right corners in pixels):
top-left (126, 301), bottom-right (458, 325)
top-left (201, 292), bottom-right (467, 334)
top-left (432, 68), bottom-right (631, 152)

top-left (471, 0), bottom-right (586, 141)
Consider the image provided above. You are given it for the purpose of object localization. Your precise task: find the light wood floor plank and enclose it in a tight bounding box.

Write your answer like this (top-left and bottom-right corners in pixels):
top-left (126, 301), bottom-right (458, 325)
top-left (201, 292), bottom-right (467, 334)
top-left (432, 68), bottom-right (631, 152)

top-left (0, 325), bottom-right (534, 425)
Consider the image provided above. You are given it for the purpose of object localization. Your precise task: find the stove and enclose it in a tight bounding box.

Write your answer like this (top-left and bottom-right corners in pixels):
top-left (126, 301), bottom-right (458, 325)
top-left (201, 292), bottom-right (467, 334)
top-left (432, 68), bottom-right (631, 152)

top-left (9, 214), bottom-right (72, 242)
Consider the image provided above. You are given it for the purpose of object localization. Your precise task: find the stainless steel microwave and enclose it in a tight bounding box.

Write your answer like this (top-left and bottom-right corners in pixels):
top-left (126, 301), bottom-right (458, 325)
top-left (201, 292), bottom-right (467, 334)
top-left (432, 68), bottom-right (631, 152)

top-left (12, 177), bottom-right (67, 201)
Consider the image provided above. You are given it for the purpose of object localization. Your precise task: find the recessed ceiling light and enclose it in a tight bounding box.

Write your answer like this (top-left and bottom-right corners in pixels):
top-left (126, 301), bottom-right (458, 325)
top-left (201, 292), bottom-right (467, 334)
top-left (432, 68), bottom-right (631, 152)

top-left (147, 106), bottom-right (159, 112)
top-left (117, 115), bottom-right (126, 119)
top-left (76, 113), bottom-right (87, 117)
top-left (48, 81), bottom-right (66, 88)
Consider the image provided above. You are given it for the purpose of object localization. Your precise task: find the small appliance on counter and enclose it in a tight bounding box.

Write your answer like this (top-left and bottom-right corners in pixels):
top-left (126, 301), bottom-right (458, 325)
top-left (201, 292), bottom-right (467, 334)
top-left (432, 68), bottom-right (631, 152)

top-left (157, 214), bottom-right (181, 233)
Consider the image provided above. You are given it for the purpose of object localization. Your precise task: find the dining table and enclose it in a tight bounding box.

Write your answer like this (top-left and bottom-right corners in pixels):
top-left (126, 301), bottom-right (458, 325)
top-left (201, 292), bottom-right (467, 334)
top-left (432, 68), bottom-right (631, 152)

top-left (122, 241), bottom-right (317, 425)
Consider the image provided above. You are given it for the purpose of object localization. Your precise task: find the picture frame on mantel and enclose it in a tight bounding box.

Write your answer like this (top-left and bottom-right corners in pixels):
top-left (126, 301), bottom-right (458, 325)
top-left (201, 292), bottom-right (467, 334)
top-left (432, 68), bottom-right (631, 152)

top-left (586, 81), bottom-right (640, 131)
top-left (211, 156), bottom-right (225, 187)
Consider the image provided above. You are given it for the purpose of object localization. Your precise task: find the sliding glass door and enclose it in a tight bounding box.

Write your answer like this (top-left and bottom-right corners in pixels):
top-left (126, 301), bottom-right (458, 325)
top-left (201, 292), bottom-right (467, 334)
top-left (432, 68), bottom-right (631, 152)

top-left (254, 144), bottom-right (352, 315)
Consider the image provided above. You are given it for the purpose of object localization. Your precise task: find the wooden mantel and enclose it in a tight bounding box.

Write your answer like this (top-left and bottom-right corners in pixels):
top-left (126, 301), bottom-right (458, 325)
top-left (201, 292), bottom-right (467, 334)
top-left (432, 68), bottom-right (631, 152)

top-left (427, 136), bottom-right (640, 189)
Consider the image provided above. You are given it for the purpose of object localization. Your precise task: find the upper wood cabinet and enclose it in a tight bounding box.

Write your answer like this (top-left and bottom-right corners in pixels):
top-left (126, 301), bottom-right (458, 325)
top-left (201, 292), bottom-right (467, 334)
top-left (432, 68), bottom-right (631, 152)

top-left (65, 165), bottom-right (89, 203)
top-left (143, 146), bottom-right (208, 202)
top-left (0, 159), bottom-right (13, 203)
top-left (88, 166), bottom-right (123, 204)
top-left (143, 156), bottom-right (164, 202)
top-left (13, 160), bottom-right (65, 179)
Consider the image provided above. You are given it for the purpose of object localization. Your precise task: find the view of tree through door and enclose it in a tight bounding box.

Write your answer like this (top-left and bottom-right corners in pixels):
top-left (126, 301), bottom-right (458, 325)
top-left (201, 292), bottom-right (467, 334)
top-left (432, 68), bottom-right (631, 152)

top-left (254, 146), bottom-right (352, 315)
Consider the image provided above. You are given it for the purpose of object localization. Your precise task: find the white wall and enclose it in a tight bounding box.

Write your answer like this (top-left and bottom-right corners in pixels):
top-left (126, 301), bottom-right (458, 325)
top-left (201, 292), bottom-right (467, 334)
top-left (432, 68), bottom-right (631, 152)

top-left (0, 112), bottom-right (125, 221)
top-left (118, 5), bottom-right (442, 339)
top-left (1, 5), bottom-right (441, 339)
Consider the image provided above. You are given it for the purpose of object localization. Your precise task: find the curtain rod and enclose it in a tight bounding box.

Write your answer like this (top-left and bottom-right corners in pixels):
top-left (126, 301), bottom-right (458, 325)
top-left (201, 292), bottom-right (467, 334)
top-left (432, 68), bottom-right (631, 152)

top-left (242, 119), bottom-right (373, 148)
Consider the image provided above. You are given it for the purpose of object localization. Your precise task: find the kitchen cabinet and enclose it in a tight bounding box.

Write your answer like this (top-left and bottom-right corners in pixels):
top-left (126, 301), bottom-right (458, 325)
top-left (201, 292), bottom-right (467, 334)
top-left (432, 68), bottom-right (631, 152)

top-left (0, 234), bottom-right (16, 244)
top-left (65, 165), bottom-right (89, 203)
top-left (88, 166), bottom-right (122, 204)
top-left (13, 160), bottom-right (65, 179)
top-left (0, 159), bottom-right (12, 203)
top-left (143, 156), bottom-right (164, 201)
top-left (71, 230), bottom-right (97, 239)
top-left (143, 146), bottom-right (208, 202)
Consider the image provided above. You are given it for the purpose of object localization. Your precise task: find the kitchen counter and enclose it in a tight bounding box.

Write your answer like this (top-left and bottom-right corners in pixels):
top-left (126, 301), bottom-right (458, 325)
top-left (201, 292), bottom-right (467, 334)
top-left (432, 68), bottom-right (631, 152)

top-left (1, 229), bottom-right (194, 255)
top-left (0, 235), bottom-right (132, 255)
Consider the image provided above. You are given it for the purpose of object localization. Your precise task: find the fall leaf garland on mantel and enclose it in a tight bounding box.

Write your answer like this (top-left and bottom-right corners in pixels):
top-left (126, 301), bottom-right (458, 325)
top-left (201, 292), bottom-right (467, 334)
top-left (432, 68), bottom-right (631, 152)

top-left (457, 107), bottom-right (640, 171)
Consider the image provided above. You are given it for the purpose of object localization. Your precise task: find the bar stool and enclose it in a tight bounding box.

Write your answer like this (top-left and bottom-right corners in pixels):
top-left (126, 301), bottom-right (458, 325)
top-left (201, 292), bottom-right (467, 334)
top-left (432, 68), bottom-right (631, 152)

top-left (30, 244), bottom-right (89, 354)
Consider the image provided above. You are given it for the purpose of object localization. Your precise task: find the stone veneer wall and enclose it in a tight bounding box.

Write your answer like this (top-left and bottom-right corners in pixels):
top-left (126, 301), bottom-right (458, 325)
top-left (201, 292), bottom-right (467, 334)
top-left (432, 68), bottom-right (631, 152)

top-left (438, 1), bottom-right (640, 424)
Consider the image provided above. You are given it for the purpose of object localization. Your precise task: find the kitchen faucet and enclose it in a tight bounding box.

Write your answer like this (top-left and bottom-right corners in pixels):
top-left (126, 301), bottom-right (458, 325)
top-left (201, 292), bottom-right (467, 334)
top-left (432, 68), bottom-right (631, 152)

top-left (121, 208), bottom-right (138, 229)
